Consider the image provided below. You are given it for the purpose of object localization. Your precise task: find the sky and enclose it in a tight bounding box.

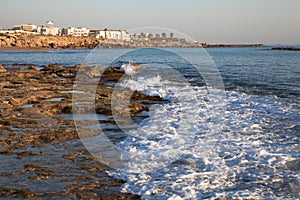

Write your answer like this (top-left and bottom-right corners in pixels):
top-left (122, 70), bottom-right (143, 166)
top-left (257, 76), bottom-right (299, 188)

top-left (1, 0), bottom-right (299, 44)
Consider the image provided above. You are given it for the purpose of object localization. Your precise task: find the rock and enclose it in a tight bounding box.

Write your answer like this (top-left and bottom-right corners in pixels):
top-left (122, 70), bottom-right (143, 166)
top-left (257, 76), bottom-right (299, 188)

top-left (84, 65), bottom-right (106, 78)
top-left (43, 63), bottom-right (65, 73)
top-left (0, 64), bottom-right (7, 73)
top-left (0, 139), bottom-right (9, 152)
top-left (130, 62), bottom-right (147, 72)
top-left (286, 160), bottom-right (300, 171)
top-left (28, 65), bottom-right (40, 70)
top-left (0, 63), bottom-right (164, 143)
top-left (15, 189), bottom-right (36, 198)
top-left (0, 63), bottom-right (164, 139)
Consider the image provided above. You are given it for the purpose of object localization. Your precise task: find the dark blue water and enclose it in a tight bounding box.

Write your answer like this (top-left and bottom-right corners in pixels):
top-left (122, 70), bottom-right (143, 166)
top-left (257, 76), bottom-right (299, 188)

top-left (208, 47), bottom-right (300, 98)
top-left (0, 49), bottom-right (89, 66)
top-left (1, 47), bottom-right (299, 98)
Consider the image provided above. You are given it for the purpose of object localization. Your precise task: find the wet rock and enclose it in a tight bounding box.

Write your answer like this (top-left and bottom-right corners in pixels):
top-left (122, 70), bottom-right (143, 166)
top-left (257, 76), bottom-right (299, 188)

top-left (286, 159), bottom-right (300, 171)
top-left (0, 187), bottom-right (36, 198)
top-left (63, 151), bottom-right (85, 161)
top-left (16, 190), bottom-right (36, 198)
top-left (28, 65), bottom-right (40, 70)
top-left (0, 139), bottom-right (11, 154)
top-left (0, 62), bottom-right (166, 199)
top-left (23, 164), bottom-right (55, 180)
top-left (0, 187), bottom-right (15, 197)
top-left (42, 63), bottom-right (65, 73)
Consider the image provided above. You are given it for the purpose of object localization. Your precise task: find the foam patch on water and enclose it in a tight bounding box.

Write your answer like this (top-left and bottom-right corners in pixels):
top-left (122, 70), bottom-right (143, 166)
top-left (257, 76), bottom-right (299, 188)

top-left (109, 74), bottom-right (300, 199)
top-left (120, 75), bottom-right (177, 100)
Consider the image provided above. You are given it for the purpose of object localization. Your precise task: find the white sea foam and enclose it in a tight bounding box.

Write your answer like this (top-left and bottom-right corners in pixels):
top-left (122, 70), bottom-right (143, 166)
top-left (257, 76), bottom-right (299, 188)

top-left (121, 63), bottom-right (147, 76)
top-left (109, 72), bottom-right (299, 199)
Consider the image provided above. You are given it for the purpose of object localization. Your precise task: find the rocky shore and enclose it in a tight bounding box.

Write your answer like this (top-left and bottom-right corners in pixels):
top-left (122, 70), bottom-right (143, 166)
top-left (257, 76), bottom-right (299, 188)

top-left (0, 34), bottom-right (265, 50)
top-left (0, 35), bottom-right (102, 49)
top-left (0, 34), bottom-right (201, 50)
top-left (0, 63), bottom-right (164, 199)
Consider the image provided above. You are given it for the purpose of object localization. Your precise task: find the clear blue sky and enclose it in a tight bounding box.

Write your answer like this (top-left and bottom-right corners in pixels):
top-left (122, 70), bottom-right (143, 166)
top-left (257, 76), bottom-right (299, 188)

top-left (1, 0), bottom-right (299, 44)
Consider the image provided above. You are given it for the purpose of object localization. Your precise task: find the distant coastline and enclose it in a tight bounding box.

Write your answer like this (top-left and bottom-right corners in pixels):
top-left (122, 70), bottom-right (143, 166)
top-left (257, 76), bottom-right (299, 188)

top-left (0, 34), bottom-right (265, 51)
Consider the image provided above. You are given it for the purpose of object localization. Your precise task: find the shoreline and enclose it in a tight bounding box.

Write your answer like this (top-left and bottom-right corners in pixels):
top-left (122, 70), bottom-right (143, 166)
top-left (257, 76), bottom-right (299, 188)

top-left (0, 35), bottom-right (265, 51)
top-left (0, 46), bottom-right (52, 52)
top-left (0, 44), bottom-right (266, 52)
top-left (0, 63), bottom-right (165, 199)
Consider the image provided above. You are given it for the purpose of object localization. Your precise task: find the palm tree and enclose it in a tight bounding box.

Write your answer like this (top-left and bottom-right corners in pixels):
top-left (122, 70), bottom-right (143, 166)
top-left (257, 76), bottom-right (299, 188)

top-left (104, 28), bottom-right (107, 39)
top-left (140, 32), bottom-right (146, 42)
top-left (170, 33), bottom-right (174, 41)
top-left (170, 32), bottom-right (174, 38)
top-left (155, 33), bottom-right (160, 42)
top-left (162, 32), bottom-right (167, 42)
top-left (132, 33), bottom-right (137, 41)
top-left (148, 33), bottom-right (153, 43)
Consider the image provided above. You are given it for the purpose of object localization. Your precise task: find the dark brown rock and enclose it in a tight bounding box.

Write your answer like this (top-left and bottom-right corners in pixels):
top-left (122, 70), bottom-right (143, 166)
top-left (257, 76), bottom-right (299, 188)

top-left (0, 62), bottom-right (168, 199)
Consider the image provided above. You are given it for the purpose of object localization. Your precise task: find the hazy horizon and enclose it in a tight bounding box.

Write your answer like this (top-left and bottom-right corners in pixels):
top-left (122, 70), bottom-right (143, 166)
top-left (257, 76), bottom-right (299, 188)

top-left (1, 0), bottom-right (299, 44)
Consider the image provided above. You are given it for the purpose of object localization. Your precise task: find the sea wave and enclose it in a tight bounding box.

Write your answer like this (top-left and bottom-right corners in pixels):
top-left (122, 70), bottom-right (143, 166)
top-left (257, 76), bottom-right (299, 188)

top-left (109, 66), bottom-right (299, 199)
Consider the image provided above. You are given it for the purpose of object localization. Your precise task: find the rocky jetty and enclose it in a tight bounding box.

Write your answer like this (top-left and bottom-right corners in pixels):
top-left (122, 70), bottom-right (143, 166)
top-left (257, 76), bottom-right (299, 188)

top-left (202, 43), bottom-right (265, 48)
top-left (0, 63), bottom-right (164, 199)
top-left (271, 46), bottom-right (300, 51)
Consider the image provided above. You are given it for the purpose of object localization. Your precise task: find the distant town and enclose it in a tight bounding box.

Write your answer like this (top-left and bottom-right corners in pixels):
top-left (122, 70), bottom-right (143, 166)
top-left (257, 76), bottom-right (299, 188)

top-left (0, 21), bottom-right (264, 49)
top-left (0, 21), bottom-right (189, 43)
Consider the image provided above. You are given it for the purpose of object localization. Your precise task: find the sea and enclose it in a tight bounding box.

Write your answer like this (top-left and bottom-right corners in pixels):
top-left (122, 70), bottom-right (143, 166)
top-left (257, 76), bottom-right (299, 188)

top-left (0, 46), bottom-right (299, 199)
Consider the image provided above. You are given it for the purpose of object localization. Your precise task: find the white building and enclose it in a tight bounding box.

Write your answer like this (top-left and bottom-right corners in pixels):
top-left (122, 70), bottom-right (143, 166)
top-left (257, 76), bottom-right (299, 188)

top-left (12, 24), bottom-right (37, 32)
top-left (96, 30), bottom-right (130, 41)
top-left (37, 21), bottom-right (59, 36)
top-left (2, 23), bottom-right (39, 35)
top-left (61, 27), bottom-right (90, 37)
